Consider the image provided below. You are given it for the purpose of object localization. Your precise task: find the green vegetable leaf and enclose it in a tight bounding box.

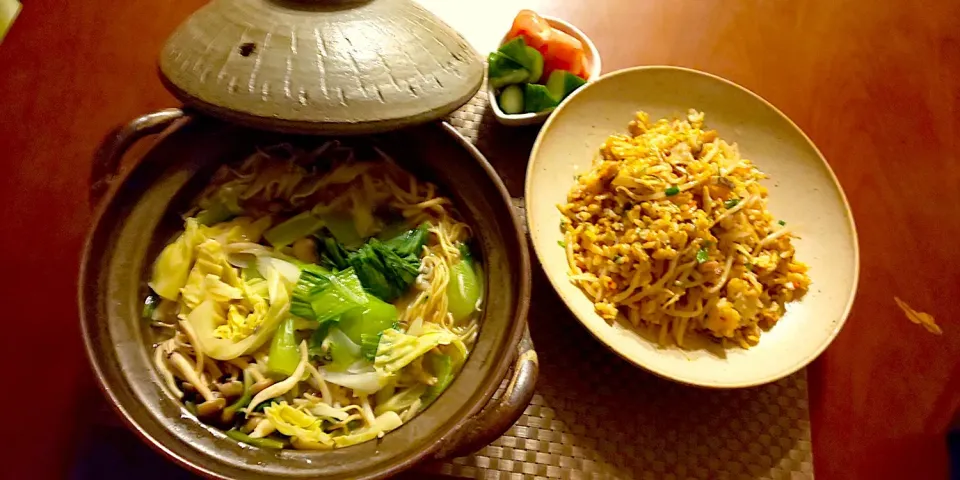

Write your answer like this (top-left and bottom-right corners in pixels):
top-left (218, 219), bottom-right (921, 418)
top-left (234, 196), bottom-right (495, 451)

top-left (458, 243), bottom-right (473, 262)
top-left (375, 328), bottom-right (458, 375)
top-left (374, 385), bottom-right (427, 416)
top-left (308, 321), bottom-right (334, 359)
top-left (421, 353), bottom-right (454, 407)
top-left (320, 211), bottom-right (364, 249)
top-left (724, 198), bottom-right (740, 209)
top-left (316, 236), bottom-right (352, 270)
top-left (142, 294), bottom-right (159, 319)
top-left (309, 269), bottom-right (368, 322)
top-left (195, 203), bottom-right (236, 226)
top-left (349, 239), bottom-right (419, 302)
top-left (447, 246), bottom-right (481, 323)
top-left (325, 327), bottom-right (363, 371)
top-left (665, 186), bottom-right (680, 196)
top-left (291, 265), bottom-right (333, 320)
top-left (267, 317), bottom-right (300, 376)
top-left (696, 248), bottom-right (709, 264)
top-left (196, 184), bottom-right (244, 225)
top-left (263, 211), bottom-right (324, 248)
top-left (778, 219), bottom-right (786, 226)
top-left (339, 294), bottom-right (398, 361)
top-left (292, 265), bottom-right (368, 323)
top-left (383, 222), bottom-right (431, 258)
top-left (360, 333), bottom-right (382, 362)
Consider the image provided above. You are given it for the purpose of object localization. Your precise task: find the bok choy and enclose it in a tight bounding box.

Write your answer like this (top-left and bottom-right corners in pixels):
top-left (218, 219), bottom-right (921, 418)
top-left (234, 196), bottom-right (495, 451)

top-left (291, 265), bottom-right (367, 323)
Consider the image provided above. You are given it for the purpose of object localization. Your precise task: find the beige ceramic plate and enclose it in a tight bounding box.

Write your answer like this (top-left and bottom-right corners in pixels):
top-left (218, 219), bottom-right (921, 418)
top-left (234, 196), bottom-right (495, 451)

top-left (525, 66), bottom-right (859, 388)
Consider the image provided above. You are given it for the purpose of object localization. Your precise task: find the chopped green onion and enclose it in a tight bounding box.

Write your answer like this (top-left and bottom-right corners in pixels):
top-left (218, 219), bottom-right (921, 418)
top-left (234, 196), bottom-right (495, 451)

top-left (221, 370), bottom-right (253, 423)
top-left (696, 248), bottom-right (709, 264)
top-left (724, 198), bottom-right (740, 209)
top-left (778, 220), bottom-right (786, 226)
top-left (558, 240), bottom-right (566, 248)
top-left (225, 429), bottom-right (286, 449)
top-left (665, 186), bottom-right (680, 196)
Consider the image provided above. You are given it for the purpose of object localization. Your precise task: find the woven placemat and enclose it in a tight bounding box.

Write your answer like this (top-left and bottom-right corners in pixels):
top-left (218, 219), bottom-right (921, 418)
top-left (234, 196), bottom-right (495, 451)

top-left (413, 90), bottom-right (815, 480)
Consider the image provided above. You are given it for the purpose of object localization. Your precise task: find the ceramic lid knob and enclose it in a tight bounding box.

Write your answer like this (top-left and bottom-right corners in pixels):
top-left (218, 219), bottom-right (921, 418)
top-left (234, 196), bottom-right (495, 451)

top-left (159, 0), bottom-right (483, 134)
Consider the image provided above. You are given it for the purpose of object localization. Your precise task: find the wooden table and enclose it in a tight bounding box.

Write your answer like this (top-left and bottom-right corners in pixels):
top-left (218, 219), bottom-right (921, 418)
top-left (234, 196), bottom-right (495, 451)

top-left (1, 1), bottom-right (957, 478)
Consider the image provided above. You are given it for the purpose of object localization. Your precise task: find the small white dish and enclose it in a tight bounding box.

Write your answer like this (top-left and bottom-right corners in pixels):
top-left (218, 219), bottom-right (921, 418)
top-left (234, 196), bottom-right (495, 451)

top-left (487, 16), bottom-right (602, 126)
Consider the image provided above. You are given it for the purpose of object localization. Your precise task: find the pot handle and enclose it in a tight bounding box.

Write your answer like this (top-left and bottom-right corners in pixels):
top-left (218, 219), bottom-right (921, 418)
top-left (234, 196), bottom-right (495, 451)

top-left (89, 108), bottom-right (186, 206)
top-left (431, 324), bottom-right (539, 460)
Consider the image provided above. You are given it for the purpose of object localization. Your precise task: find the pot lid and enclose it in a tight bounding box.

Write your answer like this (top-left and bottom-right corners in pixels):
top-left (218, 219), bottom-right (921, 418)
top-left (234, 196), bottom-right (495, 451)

top-left (159, 0), bottom-right (483, 135)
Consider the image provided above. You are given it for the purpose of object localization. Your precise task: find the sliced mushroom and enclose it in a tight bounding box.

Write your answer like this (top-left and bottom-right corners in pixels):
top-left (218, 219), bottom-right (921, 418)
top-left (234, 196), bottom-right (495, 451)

top-left (196, 397), bottom-right (227, 417)
top-left (252, 379), bottom-right (275, 394)
top-left (203, 357), bottom-right (223, 380)
top-left (217, 380), bottom-right (245, 398)
top-left (154, 342), bottom-right (183, 398)
top-left (169, 352), bottom-right (224, 417)
top-left (227, 357), bottom-right (274, 394)
top-left (178, 320), bottom-right (205, 375)
top-left (243, 415), bottom-right (266, 433)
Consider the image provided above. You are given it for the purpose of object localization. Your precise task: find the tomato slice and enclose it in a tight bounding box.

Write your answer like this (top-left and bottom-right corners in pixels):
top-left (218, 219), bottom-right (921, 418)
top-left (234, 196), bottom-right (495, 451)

top-left (506, 10), bottom-right (552, 49)
top-left (505, 10), bottom-right (590, 81)
top-left (541, 28), bottom-right (586, 79)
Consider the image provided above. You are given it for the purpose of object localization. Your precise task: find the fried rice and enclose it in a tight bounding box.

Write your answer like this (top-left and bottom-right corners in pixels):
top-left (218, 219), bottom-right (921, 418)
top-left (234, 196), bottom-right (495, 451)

top-left (558, 110), bottom-right (810, 348)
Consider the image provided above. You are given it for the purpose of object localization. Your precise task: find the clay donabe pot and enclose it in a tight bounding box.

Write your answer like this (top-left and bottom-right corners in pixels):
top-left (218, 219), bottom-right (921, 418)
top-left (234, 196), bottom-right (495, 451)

top-left (80, 110), bottom-right (536, 479)
top-left (79, 0), bottom-right (537, 478)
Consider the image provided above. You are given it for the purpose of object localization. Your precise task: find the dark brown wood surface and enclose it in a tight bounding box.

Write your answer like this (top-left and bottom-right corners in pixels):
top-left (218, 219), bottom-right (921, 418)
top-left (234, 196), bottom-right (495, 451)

top-left (1, 1), bottom-right (958, 479)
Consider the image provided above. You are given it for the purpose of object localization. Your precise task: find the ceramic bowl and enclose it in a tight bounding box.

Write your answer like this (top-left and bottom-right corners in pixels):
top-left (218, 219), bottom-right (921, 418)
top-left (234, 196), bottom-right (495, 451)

top-left (488, 16), bottom-right (601, 126)
top-left (525, 66), bottom-right (859, 388)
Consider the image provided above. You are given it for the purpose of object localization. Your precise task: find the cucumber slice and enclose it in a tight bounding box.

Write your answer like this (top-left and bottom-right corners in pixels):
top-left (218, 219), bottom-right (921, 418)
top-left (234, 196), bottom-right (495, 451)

top-left (524, 46), bottom-right (544, 83)
top-left (546, 69), bottom-right (587, 102)
top-left (497, 37), bottom-right (529, 64)
top-left (498, 38), bottom-right (545, 83)
top-left (498, 85), bottom-right (524, 114)
top-left (523, 84), bottom-right (559, 113)
top-left (487, 52), bottom-right (529, 89)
